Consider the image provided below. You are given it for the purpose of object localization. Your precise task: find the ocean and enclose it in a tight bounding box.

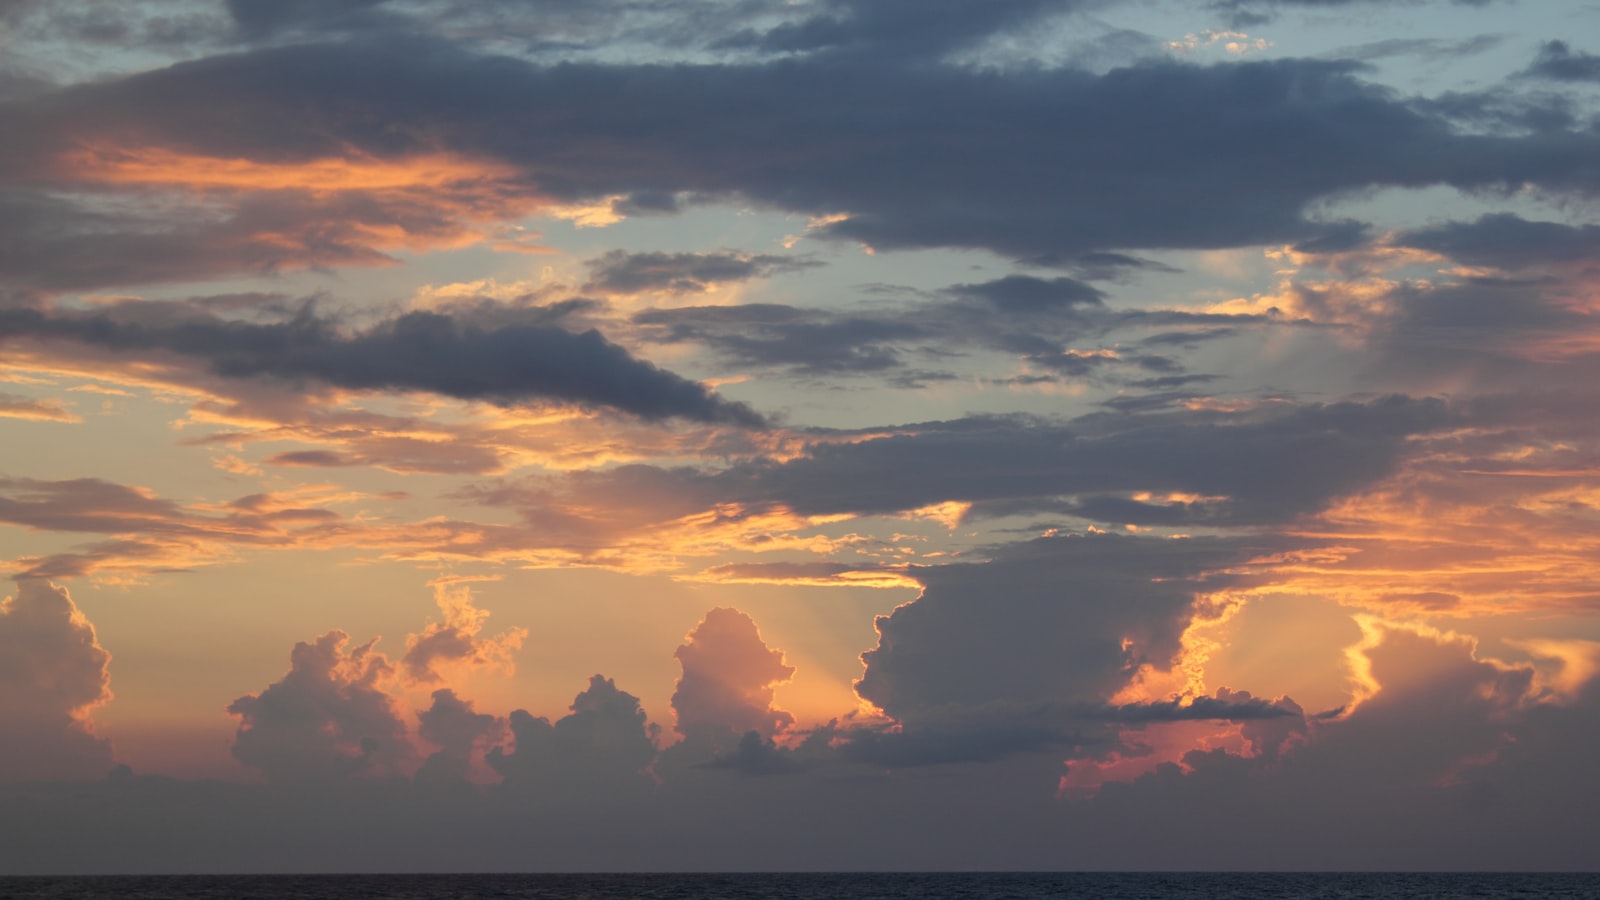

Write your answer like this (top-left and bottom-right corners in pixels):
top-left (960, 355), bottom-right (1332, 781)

top-left (1, 873), bottom-right (1597, 900)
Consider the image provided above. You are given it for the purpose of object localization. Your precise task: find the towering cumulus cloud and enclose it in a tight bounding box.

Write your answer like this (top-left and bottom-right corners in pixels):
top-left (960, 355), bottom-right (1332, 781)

top-left (671, 608), bottom-right (795, 753)
top-left (0, 579), bottom-right (115, 781)
top-left (228, 631), bottom-right (413, 782)
top-left (858, 533), bottom-right (1251, 720)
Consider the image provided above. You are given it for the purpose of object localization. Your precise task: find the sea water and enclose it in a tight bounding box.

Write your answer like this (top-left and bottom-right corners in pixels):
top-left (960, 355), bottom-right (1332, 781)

top-left (1, 872), bottom-right (1598, 899)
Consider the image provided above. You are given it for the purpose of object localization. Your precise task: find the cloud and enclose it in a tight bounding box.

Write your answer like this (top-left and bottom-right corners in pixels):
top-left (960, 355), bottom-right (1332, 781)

top-left (486, 674), bottom-right (658, 794)
top-left (733, 0), bottom-right (1076, 60)
top-left (1061, 620), bottom-right (1598, 870)
top-left (11, 39), bottom-right (1595, 274)
top-left (629, 273), bottom-right (1241, 384)
top-left (856, 532), bottom-right (1265, 723)
top-left (0, 578), bottom-right (116, 781)
top-left (0, 392), bottom-right (78, 422)
top-left (1395, 213), bottom-right (1600, 270)
top-left (401, 581), bottom-right (527, 684)
top-left (0, 303), bottom-right (765, 426)
top-left (415, 688), bottom-right (506, 785)
top-left (1330, 35), bottom-right (1503, 64)
top-left (227, 630), bottom-right (414, 782)
top-left (729, 396), bottom-right (1457, 526)
top-left (1520, 40), bottom-right (1600, 82)
top-left (226, 0), bottom-right (394, 39)
top-left (583, 249), bottom-right (820, 295)
top-left (633, 303), bottom-right (920, 376)
top-left (671, 608), bottom-right (795, 750)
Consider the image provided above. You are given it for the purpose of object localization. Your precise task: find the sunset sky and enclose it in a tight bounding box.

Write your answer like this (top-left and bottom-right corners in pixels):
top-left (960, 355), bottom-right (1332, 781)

top-left (3, 0), bottom-right (1600, 873)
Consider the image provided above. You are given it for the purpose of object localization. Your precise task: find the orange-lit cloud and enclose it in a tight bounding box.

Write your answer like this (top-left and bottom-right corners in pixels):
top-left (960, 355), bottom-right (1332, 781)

top-left (0, 579), bottom-right (117, 781)
top-left (0, 393), bottom-right (80, 423)
top-left (401, 580), bottom-right (527, 683)
top-left (66, 145), bottom-right (522, 194)
top-left (671, 608), bottom-right (795, 750)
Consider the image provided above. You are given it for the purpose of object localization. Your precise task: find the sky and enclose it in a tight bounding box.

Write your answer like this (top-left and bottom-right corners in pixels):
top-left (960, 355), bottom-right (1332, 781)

top-left (2, 0), bottom-right (1600, 875)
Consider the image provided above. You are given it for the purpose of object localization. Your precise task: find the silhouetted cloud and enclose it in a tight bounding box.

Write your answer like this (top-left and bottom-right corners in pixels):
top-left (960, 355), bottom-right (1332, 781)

top-left (857, 533), bottom-right (1265, 722)
top-left (487, 674), bottom-right (658, 793)
top-left (227, 630), bottom-right (414, 782)
top-left (415, 688), bottom-right (505, 785)
top-left (728, 396), bottom-right (1457, 525)
top-left (9, 40), bottom-right (1594, 274)
top-left (0, 305), bottom-right (765, 425)
top-left (1396, 214), bottom-right (1600, 270)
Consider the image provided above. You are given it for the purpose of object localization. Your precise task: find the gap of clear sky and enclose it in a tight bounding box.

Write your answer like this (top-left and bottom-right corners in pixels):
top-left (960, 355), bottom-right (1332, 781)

top-left (2, 0), bottom-right (1600, 874)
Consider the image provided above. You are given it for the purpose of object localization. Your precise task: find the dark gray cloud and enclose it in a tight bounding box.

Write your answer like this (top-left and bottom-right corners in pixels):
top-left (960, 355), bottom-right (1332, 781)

top-left (944, 275), bottom-right (1105, 312)
top-left (633, 303), bottom-right (918, 375)
top-left (724, 396), bottom-right (1457, 526)
top-left (1520, 40), bottom-right (1600, 82)
top-left (810, 690), bottom-right (1303, 769)
top-left (1212, 0), bottom-right (1499, 29)
top-left (226, 0), bottom-right (395, 39)
top-left (856, 533), bottom-right (1264, 722)
top-left (1397, 213), bottom-right (1600, 270)
top-left (584, 249), bottom-right (821, 295)
top-left (0, 304), bottom-right (764, 425)
top-left (459, 395), bottom-right (1459, 549)
top-left (732, 0), bottom-right (1081, 60)
top-left (630, 274), bottom-right (1207, 383)
top-left (8, 41), bottom-right (1595, 275)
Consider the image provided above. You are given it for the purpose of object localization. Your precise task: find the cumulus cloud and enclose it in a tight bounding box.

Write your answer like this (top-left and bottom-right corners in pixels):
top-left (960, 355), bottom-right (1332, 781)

top-left (401, 581), bottom-right (527, 684)
top-left (0, 578), bottom-right (116, 781)
top-left (487, 674), bottom-right (658, 794)
top-left (415, 688), bottom-right (505, 785)
top-left (1062, 621), bottom-right (1599, 871)
top-left (227, 630), bottom-right (414, 782)
top-left (856, 533), bottom-right (1263, 724)
top-left (671, 608), bottom-right (795, 750)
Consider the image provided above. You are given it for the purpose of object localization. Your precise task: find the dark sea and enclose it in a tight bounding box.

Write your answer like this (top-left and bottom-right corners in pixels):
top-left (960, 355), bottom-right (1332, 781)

top-left (1, 873), bottom-right (1597, 900)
